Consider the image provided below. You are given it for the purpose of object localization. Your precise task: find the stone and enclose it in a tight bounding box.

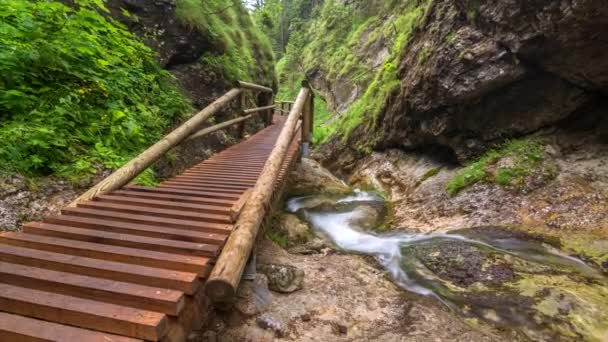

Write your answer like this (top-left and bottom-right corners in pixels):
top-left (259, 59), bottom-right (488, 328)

top-left (347, 204), bottom-right (383, 230)
top-left (287, 158), bottom-right (349, 196)
top-left (276, 213), bottom-right (311, 246)
top-left (331, 322), bottom-right (348, 335)
top-left (235, 274), bottom-right (272, 316)
top-left (256, 315), bottom-right (285, 337)
top-left (257, 263), bottom-right (305, 293)
top-left (288, 238), bottom-right (332, 255)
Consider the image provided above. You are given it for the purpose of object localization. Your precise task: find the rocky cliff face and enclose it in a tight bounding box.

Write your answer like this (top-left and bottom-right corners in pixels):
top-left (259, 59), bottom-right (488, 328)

top-left (375, 0), bottom-right (608, 160)
top-left (313, 0), bottom-right (608, 166)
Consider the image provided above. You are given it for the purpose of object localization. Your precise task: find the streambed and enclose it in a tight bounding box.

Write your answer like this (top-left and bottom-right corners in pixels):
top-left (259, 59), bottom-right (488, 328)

top-left (287, 190), bottom-right (608, 341)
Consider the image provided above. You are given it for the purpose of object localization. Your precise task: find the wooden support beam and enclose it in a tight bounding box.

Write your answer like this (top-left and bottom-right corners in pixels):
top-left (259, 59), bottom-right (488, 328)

top-left (243, 104), bottom-right (277, 114)
top-left (237, 81), bottom-right (273, 93)
top-left (69, 89), bottom-right (243, 207)
top-left (186, 114), bottom-right (253, 142)
top-left (205, 87), bottom-right (310, 305)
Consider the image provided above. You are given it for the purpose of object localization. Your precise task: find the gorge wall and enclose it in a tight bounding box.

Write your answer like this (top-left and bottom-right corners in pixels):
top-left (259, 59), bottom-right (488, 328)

top-left (278, 0), bottom-right (608, 168)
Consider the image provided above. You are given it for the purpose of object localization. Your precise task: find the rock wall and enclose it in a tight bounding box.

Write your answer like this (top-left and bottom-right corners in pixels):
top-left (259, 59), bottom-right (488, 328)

top-left (375, 0), bottom-right (608, 160)
top-left (314, 0), bottom-right (608, 169)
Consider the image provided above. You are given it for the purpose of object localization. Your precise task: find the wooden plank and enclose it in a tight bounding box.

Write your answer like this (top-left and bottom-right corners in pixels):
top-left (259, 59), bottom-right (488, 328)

top-left (61, 207), bottom-right (232, 234)
top-left (111, 190), bottom-right (234, 207)
top-left (179, 174), bottom-right (260, 182)
top-left (0, 244), bottom-right (200, 294)
top-left (170, 176), bottom-right (257, 186)
top-left (230, 189), bottom-right (252, 223)
top-left (0, 312), bottom-right (142, 342)
top-left (0, 261), bottom-right (185, 316)
top-left (125, 185), bottom-right (241, 200)
top-left (95, 195), bottom-right (230, 214)
top-left (0, 233), bottom-right (211, 274)
top-left (157, 184), bottom-right (245, 195)
top-left (75, 201), bottom-right (232, 224)
top-left (23, 223), bottom-right (219, 257)
top-left (43, 215), bottom-right (226, 245)
top-left (0, 283), bottom-right (168, 341)
top-left (181, 170), bottom-right (261, 177)
top-left (162, 180), bottom-right (252, 190)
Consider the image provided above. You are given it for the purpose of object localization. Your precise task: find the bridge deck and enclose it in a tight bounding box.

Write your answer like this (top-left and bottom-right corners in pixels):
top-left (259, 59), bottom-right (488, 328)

top-left (0, 116), bottom-right (300, 341)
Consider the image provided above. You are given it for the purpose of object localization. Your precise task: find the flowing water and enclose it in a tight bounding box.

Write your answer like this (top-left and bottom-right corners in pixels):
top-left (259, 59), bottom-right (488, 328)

top-left (287, 190), bottom-right (608, 341)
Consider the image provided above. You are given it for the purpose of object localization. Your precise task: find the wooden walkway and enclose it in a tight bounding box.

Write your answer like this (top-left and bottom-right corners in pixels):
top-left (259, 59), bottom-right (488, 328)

top-left (0, 115), bottom-right (301, 341)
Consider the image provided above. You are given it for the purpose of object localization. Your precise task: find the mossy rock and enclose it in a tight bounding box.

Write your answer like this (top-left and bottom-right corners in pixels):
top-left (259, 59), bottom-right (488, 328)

top-left (401, 229), bottom-right (608, 341)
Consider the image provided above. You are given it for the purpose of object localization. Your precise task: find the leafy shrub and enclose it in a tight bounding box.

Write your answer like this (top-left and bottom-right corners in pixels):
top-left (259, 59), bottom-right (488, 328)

top-left (0, 0), bottom-right (191, 180)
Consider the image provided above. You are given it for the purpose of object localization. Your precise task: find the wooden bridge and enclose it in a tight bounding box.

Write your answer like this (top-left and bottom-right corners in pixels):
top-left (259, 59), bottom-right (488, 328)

top-left (0, 82), bottom-right (314, 341)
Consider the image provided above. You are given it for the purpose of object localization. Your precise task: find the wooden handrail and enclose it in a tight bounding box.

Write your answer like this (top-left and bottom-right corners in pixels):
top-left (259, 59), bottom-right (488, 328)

top-left (205, 86), bottom-right (311, 305)
top-left (243, 104), bottom-right (276, 114)
top-left (237, 81), bottom-right (273, 93)
top-left (68, 88), bottom-right (244, 206)
top-left (185, 114), bottom-right (254, 142)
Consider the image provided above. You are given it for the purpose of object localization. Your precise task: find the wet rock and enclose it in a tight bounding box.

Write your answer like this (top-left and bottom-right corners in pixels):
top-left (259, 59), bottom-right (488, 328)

top-left (408, 240), bottom-right (518, 288)
top-left (257, 264), bottom-right (305, 293)
top-left (288, 238), bottom-right (332, 255)
top-left (402, 228), bottom-right (608, 341)
top-left (255, 315), bottom-right (285, 337)
top-left (347, 204), bottom-right (383, 230)
top-left (275, 213), bottom-right (311, 246)
top-left (287, 158), bottom-right (349, 196)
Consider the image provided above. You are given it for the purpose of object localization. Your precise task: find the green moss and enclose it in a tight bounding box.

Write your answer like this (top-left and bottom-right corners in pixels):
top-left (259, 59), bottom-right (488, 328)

top-left (446, 138), bottom-right (545, 196)
top-left (416, 167), bottom-right (442, 187)
top-left (266, 228), bottom-right (289, 249)
top-left (417, 46), bottom-right (433, 65)
top-left (446, 31), bottom-right (457, 43)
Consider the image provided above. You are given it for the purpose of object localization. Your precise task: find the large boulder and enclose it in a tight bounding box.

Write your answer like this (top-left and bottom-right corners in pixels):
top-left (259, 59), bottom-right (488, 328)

top-left (287, 158), bottom-right (349, 196)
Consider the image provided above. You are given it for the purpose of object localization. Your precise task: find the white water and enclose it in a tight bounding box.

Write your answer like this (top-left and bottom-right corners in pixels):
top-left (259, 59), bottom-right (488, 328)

top-left (287, 191), bottom-right (600, 296)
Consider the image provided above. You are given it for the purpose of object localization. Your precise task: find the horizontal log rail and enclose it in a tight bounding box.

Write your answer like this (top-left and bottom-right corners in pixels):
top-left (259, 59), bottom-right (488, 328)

top-left (237, 81), bottom-right (273, 93)
top-left (205, 84), bottom-right (313, 305)
top-left (243, 104), bottom-right (276, 114)
top-left (69, 81), bottom-right (274, 206)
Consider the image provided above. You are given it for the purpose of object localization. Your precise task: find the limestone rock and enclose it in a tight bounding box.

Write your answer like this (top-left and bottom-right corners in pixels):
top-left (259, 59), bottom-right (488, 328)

top-left (287, 158), bottom-right (349, 196)
top-left (257, 264), bottom-right (305, 293)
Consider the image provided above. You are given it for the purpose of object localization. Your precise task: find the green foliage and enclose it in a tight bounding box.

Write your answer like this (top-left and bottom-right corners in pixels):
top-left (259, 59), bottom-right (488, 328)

top-left (265, 225), bottom-right (289, 248)
top-left (0, 0), bottom-right (191, 180)
top-left (275, 55), bottom-right (334, 146)
top-left (177, 0), bottom-right (275, 85)
top-left (446, 139), bottom-right (545, 197)
top-left (258, 0), bottom-right (431, 150)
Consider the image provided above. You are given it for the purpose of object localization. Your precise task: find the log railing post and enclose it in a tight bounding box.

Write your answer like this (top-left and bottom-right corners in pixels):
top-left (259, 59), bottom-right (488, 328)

top-left (301, 81), bottom-right (314, 157)
top-left (237, 92), bottom-right (246, 138)
top-left (205, 87), bottom-right (310, 306)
